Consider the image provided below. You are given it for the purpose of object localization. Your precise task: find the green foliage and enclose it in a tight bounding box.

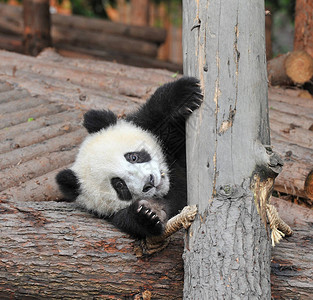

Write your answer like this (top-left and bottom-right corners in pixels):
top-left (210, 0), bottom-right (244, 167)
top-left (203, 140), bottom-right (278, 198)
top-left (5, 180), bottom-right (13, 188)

top-left (265, 0), bottom-right (296, 16)
top-left (70, 0), bottom-right (117, 18)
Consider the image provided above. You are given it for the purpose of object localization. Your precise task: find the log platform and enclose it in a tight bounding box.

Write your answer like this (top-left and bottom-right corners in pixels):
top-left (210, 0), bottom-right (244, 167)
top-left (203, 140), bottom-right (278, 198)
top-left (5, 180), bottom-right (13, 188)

top-left (0, 49), bottom-right (312, 298)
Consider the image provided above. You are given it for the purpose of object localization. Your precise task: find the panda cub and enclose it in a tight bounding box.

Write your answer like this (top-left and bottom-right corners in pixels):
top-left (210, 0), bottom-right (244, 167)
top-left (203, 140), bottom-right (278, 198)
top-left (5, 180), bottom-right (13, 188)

top-left (56, 77), bottom-right (202, 238)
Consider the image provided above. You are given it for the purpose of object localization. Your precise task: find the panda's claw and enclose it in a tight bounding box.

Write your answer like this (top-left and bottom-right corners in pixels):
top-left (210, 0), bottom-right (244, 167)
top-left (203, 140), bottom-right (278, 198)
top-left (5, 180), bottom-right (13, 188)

top-left (186, 108), bottom-right (193, 113)
top-left (134, 201), bottom-right (166, 235)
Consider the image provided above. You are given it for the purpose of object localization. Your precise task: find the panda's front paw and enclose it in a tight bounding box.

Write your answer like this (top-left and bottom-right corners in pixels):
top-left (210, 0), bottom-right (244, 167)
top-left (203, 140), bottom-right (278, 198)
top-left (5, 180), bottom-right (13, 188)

top-left (177, 78), bottom-right (203, 117)
top-left (135, 200), bottom-right (167, 236)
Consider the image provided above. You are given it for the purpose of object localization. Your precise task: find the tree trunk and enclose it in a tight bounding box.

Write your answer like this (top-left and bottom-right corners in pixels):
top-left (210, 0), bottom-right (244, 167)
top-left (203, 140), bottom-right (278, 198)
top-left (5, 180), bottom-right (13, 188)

top-left (23, 0), bottom-right (52, 56)
top-left (294, 0), bottom-right (313, 59)
top-left (183, 1), bottom-right (274, 298)
top-left (130, 0), bottom-right (150, 26)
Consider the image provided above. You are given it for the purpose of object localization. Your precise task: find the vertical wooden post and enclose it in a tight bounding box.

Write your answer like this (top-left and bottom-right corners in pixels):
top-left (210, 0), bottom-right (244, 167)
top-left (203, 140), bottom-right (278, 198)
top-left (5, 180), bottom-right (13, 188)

top-left (183, 0), bottom-right (276, 298)
top-left (23, 0), bottom-right (52, 56)
top-left (294, 0), bottom-right (313, 58)
top-left (130, 0), bottom-right (149, 26)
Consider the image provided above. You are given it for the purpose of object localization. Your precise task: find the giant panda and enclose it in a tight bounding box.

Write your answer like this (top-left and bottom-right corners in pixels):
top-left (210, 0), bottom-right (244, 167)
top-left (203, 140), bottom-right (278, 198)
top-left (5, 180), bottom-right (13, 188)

top-left (56, 77), bottom-right (202, 238)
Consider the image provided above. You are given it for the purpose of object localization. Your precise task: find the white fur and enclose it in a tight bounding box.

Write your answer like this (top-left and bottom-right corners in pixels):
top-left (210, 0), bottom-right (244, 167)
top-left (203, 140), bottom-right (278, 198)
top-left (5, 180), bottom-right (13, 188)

top-left (71, 120), bottom-right (170, 216)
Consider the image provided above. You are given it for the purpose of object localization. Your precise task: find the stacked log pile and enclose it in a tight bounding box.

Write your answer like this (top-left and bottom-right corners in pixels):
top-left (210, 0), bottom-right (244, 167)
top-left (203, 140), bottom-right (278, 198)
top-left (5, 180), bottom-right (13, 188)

top-left (269, 87), bottom-right (313, 206)
top-left (268, 51), bottom-right (313, 86)
top-left (0, 49), bottom-right (312, 298)
top-left (0, 3), bottom-right (182, 71)
top-left (268, 1), bottom-right (313, 94)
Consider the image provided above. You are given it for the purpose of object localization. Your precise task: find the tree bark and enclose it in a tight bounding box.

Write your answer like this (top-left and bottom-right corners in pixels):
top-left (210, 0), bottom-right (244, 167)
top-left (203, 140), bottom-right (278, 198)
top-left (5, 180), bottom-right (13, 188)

top-left (183, 1), bottom-right (274, 298)
top-left (23, 0), bottom-right (52, 56)
top-left (294, 0), bottom-right (313, 59)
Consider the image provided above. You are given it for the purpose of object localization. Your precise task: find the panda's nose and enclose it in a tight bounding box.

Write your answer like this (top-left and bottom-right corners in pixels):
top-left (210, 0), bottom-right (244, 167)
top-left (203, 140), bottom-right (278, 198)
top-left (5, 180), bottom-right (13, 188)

top-left (142, 175), bottom-right (155, 193)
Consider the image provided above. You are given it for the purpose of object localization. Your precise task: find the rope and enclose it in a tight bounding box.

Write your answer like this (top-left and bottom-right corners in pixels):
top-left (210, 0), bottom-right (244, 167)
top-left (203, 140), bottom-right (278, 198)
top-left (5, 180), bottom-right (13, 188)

top-left (266, 202), bottom-right (293, 247)
top-left (141, 205), bottom-right (198, 255)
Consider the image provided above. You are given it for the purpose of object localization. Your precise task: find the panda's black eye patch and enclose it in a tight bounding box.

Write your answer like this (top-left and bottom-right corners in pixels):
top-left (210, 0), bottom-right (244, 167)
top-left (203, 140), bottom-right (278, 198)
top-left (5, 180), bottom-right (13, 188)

top-left (111, 177), bottom-right (132, 201)
top-left (124, 150), bottom-right (151, 164)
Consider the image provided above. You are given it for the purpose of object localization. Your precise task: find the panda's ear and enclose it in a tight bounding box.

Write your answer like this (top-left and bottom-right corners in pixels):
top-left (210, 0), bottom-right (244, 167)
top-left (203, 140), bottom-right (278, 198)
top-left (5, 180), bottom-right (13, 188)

top-left (83, 109), bottom-right (117, 134)
top-left (56, 169), bottom-right (80, 201)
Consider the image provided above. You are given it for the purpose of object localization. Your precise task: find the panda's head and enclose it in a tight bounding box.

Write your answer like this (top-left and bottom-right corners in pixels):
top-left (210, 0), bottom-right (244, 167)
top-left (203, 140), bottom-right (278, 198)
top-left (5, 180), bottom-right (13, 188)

top-left (57, 110), bottom-right (170, 217)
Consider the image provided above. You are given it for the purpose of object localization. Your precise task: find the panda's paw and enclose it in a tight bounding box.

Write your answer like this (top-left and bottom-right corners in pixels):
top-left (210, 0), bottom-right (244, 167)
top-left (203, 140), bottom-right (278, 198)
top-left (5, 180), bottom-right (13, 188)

top-left (135, 200), bottom-right (167, 236)
top-left (178, 83), bottom-right (203, 117)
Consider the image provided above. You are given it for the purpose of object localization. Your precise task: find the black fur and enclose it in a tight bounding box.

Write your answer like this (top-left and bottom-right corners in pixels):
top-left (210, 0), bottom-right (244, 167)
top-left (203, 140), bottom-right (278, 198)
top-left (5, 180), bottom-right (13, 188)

top-left (111, 177), bottom-right (133, 201)
top-left (56, 169), bottom-right (80, 201)
top-left (83, 109), bottom-right (117, 133)
top-left (109, 77), bottom-right (202, 238)
top-left (56, 77), bottom-right (202, 238)
top-left (126, 76), bottom-right (202, 160)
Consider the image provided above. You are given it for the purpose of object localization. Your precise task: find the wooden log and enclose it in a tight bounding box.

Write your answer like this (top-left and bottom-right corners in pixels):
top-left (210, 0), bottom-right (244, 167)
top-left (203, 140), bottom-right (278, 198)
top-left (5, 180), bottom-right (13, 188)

top-left (285, 50), bottom-right (313, 85)
top-left (0, 110), bottom-right (83, 141)
top-left (0, 32), bottom-right (23, 53)
top-left (23, 0), bottom-right (52, 56)
top-left (0, 148), bottom-right (77, 192)
top-left (0, 199), bottom-right (185, 299)
top-left (0, 80), bottom-right (13, 93)
top-left (269, 99), bottom-right (313, 123)
top-left (0, 95), bottom-right (47, 114)
top-left (269, 87), bottom-right (313, 110)
top-left (269, 108), bottom-right (313, 130)
top-left (23, 47), bottom-right (177, 87)
top-left (0, 128), bottom-right (85, 170)
top-left (1, 166), bottom-right (69, 201)
top-left (0, 120), bottom-right (81, 154)
top-left (51, 12), bottom-right (166, 44)
top-left (274, 160), bottom-right (313, 205)
top-left (271, 134), bottom-right (313, 205)
top-left (267, 53), bottom-right (292, 86)
top-left (0, 3), bottom-right (23, 35)
top-left (270, 118), bottom-right (313, 150)
top-left (304, 170), bottom-right (313, 201)
top-left (294, 0), bottom-right (313, 59)
top-left (0, 87), bottom-right (30, 105)
top-left (0, 3), bottom-right (166, 43)
top-left (0, 197), bottom-right (311, 299)
top-left (271, 133), bottom-right (313, 163)
top-left (51, 26), bottom-right (159, 58)
top-left (0, 50), bottom-right (157, 100)
top-left (267, 51), bottom-right (313, 86)
top-left (55, 45), bottom-right (183, 73)
top-left (0, 103), bottom-right (67, 130)
top-left (270, 197), bottom-right (313, 299)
